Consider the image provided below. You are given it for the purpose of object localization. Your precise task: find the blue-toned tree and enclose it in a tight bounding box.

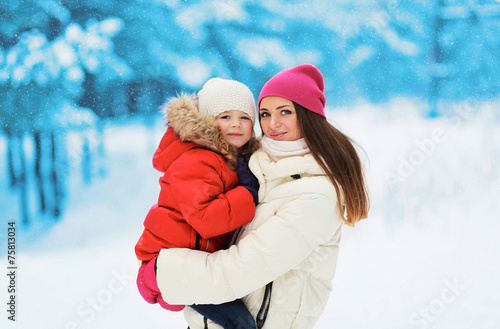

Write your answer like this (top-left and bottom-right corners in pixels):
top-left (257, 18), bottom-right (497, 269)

top-left (0, 11), bottom-right (129, 224)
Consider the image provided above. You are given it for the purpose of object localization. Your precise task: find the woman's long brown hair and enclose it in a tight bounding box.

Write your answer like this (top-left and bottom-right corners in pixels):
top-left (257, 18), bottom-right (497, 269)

top-left (294, 102), bottom-right (369, 226)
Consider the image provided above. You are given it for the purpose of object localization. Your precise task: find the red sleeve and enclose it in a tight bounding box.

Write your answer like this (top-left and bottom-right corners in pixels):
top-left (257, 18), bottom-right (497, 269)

top-left (168, 150), bottom-right (255, 239)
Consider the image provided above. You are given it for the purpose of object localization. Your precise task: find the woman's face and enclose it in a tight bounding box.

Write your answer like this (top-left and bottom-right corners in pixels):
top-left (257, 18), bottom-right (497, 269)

top-left (259, 96), bottom-right (303, 141)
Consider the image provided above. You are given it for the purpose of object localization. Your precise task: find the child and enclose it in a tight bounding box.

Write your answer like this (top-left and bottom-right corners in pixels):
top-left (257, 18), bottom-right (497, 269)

top-left (135, 78), bottom-right (260, 329)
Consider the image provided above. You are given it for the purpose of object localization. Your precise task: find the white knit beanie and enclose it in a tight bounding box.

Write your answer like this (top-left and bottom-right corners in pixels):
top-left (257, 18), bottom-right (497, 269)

top-left (198, 78), bottom-right (257, 122)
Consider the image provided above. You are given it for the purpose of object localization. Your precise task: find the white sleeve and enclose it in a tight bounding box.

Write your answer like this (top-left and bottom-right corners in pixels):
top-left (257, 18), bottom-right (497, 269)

top-left (156, 192), bottom-right (341, 305)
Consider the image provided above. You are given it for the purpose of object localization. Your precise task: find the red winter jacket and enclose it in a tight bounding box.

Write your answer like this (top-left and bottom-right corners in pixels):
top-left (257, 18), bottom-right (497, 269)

top-left (135, 95), bottom-right (256, 261)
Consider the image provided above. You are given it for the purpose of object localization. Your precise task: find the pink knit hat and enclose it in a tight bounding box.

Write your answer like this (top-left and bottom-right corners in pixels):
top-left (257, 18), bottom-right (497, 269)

top-left (258, 64), bottom-right (326, 118)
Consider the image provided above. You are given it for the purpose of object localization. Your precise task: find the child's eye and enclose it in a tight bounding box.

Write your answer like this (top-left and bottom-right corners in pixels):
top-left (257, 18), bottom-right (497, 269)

top-left (241, 115), bottom-right (251, 120)
top-left (219, 115), bottom-right (230, 119)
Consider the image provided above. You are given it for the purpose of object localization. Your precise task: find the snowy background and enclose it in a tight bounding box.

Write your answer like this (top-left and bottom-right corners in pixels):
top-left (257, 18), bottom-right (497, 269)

top-left (1, 1), bottom-right (500, 328)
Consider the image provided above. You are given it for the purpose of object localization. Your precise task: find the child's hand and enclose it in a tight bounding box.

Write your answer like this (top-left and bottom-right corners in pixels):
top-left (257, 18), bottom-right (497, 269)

top-left (137, 257), bottom-right (185, 311)
top-left (236, 157), bottom-right (259, 205)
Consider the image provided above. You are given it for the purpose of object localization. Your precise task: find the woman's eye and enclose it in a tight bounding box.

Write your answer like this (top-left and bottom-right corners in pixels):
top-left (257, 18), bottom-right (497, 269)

top-left (281, 110), bottom-right (292, 115)
top-left (259, 112), bottom-right (269, 118)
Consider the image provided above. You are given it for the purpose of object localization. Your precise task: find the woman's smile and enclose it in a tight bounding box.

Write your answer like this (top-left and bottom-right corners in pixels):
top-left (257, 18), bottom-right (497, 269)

top-left (269, 131), bottom-right (286, 140)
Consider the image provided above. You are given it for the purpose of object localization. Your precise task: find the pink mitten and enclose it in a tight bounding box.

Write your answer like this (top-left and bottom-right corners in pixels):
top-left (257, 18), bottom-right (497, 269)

top-left (137, 257), bottom-right (185, 311)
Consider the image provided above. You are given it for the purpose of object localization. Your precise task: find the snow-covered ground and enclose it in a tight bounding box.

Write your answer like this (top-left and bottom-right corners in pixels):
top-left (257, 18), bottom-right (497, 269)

top-left (1, 98), bottom-right (499, 329)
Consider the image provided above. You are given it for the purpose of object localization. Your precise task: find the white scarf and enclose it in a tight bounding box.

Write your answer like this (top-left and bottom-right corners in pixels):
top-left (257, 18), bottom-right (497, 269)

top-left (261, 136), bottom-right (310, 162)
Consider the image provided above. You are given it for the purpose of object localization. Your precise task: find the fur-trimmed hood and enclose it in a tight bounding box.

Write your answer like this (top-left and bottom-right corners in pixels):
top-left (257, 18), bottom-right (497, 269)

top-left (157, 94), bottom-right (239, 169)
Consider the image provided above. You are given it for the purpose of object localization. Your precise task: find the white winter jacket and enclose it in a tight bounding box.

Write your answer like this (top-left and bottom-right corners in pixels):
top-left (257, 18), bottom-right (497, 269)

top-left (156, 148), bottom-right (344, 329)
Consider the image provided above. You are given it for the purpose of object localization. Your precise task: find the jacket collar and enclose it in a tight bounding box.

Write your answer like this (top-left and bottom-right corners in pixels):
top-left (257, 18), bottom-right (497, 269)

top-left (250, 148), bottom-right (324, 181)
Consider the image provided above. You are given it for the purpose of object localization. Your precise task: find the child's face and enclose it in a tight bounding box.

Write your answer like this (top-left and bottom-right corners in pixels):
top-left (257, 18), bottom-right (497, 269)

top-left (216, 110), bottom-right (253, 148)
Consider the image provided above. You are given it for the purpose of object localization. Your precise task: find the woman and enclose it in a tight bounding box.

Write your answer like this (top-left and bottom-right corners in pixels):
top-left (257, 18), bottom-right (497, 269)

top-left (153, 64), bottom-right (369, 328)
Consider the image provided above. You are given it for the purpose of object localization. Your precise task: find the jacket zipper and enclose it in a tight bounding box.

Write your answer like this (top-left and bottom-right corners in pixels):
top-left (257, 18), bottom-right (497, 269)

top-left (195, 233), bottom-right (210, 251)
top-left (256, 282), bottom-right (273, 329)
top-left (195, 232), bottom-right (201, 250)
